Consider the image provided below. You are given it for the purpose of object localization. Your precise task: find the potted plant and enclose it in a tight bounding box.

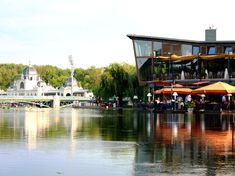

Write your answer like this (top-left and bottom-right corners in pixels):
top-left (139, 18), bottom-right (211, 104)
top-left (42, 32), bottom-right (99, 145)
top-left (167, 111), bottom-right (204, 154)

top-left (185, 101), bottom-right (196, 112)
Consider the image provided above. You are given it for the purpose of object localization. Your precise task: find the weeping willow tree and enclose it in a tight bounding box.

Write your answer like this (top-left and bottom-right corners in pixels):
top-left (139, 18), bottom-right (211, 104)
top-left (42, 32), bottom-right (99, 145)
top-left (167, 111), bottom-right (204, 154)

top-left (98, 63), bottom-right (144, 106)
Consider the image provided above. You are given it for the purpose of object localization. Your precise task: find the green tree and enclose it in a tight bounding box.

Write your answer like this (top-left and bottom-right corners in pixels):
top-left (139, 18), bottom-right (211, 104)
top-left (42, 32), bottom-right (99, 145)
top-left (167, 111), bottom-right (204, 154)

top-left (84, 66), bottom-right (103, 96)
top-left (74, 68), bottom-right (86, 85)
top-left (99, 63), bottom-right (140, 104)
top-left (0, 64), bottom-right (24, 90)
top-left (35, 65), bottom-right (70, 88)
top-left (0, 63), bottom-right (145, 104)
top-left (74, 66), bottom-right (103, 96)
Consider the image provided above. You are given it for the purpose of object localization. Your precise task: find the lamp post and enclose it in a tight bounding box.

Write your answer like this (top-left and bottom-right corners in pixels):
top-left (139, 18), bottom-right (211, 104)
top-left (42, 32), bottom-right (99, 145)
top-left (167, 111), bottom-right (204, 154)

top-left (133, 95), bottom-right (138, 107)
top-left (228, 51), bottom-right (233, 83)
top-left (201, 94), bottom-right (206, 110)
top-left (172, 92), bottom-right (178, 110)
top-left (227, 93), bottom-right (232, 111)
top-left (147, 92), bottom-right (152, 103)
top-left (173, 92), bottom-right (178, 100)
top-left (201, 94), bottom-right (205, 101)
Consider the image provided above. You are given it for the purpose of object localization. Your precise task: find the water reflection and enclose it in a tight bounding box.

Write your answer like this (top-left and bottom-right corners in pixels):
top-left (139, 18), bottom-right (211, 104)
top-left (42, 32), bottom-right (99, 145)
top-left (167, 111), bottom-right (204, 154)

top-left (0, 108), bottom-right (235, 175)
top-left (135, 112), bottom-right (235, 175)
top-left (25, 110), bottom-right (50, 149)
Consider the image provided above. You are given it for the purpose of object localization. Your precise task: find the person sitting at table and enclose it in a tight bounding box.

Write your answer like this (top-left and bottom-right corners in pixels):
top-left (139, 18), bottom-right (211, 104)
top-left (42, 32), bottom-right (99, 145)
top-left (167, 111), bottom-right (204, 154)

top-left (185, 94), bottom-right (192, 103)
top-left (221, 95), bottom-right (228, 110)
top-left (155, 97), bottom-right (160, 104)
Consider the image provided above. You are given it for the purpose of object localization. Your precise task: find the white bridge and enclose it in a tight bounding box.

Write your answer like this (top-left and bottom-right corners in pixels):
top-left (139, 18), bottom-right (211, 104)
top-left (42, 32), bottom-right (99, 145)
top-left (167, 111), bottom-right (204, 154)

top-left (0, 96), bottom-right (92, 108)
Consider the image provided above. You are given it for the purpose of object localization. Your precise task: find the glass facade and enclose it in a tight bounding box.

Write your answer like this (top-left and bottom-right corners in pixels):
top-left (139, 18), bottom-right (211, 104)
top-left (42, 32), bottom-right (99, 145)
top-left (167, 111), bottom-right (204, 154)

top-left (134, 40), bottom-right (152, 57)
top-left (208, 46), bottom-right (216, 55)
top-left (153, 42), bottom-right (162, 56)
top-left (181, 44), bottom-right (192, 56)
top-left (137, 58), bottom-right (152, 81)
top-left (128, 35), bottom-right (235, 84)
top-left (192, 46), bottom-right (200, 55)
top-left (224, 46), bottom-right (232, 53)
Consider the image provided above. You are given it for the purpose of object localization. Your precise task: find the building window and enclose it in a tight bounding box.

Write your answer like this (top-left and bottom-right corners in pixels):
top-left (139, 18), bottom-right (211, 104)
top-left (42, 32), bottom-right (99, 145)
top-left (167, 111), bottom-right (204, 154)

top-left (153, 42), bottom-right (162, 56)
top-left (224, 46), bottom-right (232, 53)
top-left (134, 40), bottom-right (152, 57)
top-left (20, 82), bottom-right (24, 89)
top-left (181, 44), bottom-right (192, 56)
top-left (208, 46), bottom-right (216, 55)
top-left (136, 58), bottom-right (149, 69)
top-left (192, 46), bottom-right (200, 55)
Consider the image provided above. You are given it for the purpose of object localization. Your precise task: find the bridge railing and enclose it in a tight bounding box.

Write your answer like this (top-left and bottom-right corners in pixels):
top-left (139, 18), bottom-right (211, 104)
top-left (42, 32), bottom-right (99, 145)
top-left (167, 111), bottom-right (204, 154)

top-left (0, 95), bottom-right (92, 101)
top-left (0, 95), bottom-right (54, 101)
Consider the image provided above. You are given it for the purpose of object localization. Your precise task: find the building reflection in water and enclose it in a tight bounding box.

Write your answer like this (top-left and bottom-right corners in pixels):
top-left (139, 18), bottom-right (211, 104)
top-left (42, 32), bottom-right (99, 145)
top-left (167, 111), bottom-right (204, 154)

top-left (24, 109), bottom-right (50, 150)
top-left (1, 109), bottom-right (235, 175)
top-left (69, 108), bottom-right (81, 155)
top-left (135, 112), bottom-right (235, 175)
top-left (24, 108), bottom-right (82, 151)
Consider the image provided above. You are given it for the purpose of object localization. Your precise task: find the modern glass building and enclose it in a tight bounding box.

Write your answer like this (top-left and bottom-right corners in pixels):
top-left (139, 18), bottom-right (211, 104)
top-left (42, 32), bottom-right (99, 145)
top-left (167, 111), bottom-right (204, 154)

top-left (127, 28), bottom-right (235, 87)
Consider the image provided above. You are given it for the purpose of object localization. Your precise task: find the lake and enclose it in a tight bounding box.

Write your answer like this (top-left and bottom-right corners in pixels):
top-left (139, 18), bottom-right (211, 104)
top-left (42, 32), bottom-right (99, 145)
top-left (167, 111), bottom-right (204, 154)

top-left (0, 108), bottom-right (235, 176)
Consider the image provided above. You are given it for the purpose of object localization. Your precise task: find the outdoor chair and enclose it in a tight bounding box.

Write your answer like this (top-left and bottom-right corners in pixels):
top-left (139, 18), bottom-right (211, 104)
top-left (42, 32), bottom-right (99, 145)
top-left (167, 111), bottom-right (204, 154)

top-left (232, 72), bottom-right (235, 78)
top-left (208, 72), bottom-right (213, 79)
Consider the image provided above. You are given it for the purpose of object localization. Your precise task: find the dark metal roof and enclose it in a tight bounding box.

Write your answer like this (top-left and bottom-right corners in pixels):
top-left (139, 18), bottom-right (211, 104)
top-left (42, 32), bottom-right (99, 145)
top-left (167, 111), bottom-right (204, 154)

top-left (127, 34), bottom-right (235, 44)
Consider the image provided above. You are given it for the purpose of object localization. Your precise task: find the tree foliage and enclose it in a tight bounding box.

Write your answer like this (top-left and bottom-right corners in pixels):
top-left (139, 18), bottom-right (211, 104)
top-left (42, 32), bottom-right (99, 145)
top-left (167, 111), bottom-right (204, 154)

top-left (0, 64), bottom-right (25, 90)
top-left (74, 66), bottom-right (103, 96)
top-left (0, 63), bottom-right (146, 105)
top-left (34, 65), bottom-right (70, 88)
top-left (98, 63), bottom-right (144, 105)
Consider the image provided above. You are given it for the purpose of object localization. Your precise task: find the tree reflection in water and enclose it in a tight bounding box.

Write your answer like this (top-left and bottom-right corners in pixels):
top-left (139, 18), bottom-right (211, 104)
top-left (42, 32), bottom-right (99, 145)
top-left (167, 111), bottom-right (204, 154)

top-left (0, 108), bottom-right (235, 175)
top-left (135, 112), bottom-right (235, 176)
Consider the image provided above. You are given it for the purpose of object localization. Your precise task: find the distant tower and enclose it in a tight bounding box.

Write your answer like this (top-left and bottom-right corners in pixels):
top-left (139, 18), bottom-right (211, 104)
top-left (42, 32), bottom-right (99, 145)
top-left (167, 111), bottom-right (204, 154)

top-left (68, 55), bottom-right (74, 96)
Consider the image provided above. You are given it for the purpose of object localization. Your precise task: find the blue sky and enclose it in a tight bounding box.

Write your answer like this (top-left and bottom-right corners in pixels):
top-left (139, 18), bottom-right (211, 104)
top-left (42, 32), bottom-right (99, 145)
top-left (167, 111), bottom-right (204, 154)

top-left (1, 0), bottom-right (235, 68)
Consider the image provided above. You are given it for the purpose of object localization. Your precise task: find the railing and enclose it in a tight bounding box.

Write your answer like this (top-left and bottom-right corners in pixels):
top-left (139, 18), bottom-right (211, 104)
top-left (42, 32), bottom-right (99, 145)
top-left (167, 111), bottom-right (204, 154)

top-left (0, 95), bottom-right (92, 102)
top-left (151, 71), bottom-right (234, 81)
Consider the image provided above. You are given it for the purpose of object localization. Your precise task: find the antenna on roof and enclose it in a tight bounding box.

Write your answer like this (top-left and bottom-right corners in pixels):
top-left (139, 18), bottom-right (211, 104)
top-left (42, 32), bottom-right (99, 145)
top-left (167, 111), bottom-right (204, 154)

top-left (209, 24), bottom-right (215, 29)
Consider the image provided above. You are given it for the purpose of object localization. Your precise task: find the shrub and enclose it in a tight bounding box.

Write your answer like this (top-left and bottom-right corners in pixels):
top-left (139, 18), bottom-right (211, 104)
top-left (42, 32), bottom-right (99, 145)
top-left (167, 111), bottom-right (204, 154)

top-left (185, 101), bottom-right (196, 108)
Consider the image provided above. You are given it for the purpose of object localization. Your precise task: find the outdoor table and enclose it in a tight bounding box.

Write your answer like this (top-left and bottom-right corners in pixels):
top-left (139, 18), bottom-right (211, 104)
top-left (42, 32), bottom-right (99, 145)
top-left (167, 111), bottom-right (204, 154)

top-left (206, 102), bottom-right (220, 111)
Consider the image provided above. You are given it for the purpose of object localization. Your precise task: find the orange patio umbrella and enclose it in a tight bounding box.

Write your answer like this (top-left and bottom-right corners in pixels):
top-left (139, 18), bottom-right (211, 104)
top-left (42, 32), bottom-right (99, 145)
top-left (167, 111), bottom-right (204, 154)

top-left (154, 87), bottom-right (192, 95)
top-left (192, 81), bottom-right (235, 94)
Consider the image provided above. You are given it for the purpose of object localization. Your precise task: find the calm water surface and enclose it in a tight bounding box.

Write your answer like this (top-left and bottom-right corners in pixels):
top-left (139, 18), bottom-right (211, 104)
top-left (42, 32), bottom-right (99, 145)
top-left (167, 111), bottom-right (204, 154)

top-left (0, 108), bottom-right (235, 176)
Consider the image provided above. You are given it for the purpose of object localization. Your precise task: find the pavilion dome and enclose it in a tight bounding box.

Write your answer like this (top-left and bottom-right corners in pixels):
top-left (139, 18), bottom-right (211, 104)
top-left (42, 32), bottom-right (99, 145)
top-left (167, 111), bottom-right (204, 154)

top-left (23, 65), bottom-right (38, 77)
top-left (64, 76), bottom-right (78, 87)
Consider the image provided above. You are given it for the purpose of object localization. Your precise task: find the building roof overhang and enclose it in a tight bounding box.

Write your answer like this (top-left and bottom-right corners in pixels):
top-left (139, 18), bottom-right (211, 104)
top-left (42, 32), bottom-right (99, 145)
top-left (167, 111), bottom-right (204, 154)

top-left (127, 34), bottom-right (235, 45)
